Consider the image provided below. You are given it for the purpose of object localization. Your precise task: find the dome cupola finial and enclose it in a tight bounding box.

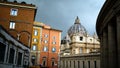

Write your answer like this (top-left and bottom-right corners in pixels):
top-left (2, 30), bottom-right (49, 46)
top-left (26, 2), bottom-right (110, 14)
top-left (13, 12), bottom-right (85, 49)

top-left (75, 16), bottom-right (80, 24)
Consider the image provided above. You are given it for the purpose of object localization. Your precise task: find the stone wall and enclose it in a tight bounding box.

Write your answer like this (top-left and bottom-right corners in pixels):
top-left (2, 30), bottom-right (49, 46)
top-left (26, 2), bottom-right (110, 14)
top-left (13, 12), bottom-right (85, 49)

top-left (0, 25), bottom-right (30, 68)
top-left (59, 53), bottom-right (100, 68)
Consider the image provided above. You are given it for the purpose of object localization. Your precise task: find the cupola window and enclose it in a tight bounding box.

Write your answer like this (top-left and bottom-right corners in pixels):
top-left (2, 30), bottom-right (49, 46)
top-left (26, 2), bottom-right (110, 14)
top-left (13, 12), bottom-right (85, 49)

top-left (80, 37), bottom-right (83, 41)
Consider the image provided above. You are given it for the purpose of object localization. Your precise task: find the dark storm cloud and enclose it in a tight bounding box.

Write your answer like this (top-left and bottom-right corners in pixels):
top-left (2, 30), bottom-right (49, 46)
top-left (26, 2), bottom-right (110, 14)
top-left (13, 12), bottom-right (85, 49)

top-left (8, 0), bottom-right (105, 38)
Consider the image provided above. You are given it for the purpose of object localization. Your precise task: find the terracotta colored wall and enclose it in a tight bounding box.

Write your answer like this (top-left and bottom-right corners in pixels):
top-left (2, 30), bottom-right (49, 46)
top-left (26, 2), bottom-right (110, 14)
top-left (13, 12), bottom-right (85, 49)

top-left (40, 28), bottom-right (61, 68)
top-left (0, 4), bottom-right (36, 46)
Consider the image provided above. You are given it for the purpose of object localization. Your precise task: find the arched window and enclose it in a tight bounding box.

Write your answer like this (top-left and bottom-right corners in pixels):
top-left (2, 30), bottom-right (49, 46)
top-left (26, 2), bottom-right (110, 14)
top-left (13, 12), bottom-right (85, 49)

top-left (31, 55), bottom-right (36, 65)
top-left (52, 47), bottom-right (56, 52)
top-left (51, 58), bottom-right (55, 67)
top-left (43, 46), bottom-right (48, 52)
top-left (34, 30), bottom-right (38, 36)
top-left (32, 45), bottom-right (37, 51)
top-left (42, 57), bottom-right (46, 66)
top-left (80, 36), bottom-right (83, 41)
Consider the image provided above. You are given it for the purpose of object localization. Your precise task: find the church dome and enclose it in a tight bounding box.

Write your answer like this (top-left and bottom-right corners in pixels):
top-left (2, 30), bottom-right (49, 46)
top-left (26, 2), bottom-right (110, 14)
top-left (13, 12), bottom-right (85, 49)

top-left (68, 16), bottom-right (87, 37)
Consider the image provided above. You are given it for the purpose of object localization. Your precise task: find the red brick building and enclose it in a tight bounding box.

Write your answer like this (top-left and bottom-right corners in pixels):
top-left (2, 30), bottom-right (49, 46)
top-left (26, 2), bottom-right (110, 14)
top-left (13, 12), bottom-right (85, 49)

top-left (40, 24), bottom-right (62, 68)
top-left (0, 0), bottom-right (36, 47)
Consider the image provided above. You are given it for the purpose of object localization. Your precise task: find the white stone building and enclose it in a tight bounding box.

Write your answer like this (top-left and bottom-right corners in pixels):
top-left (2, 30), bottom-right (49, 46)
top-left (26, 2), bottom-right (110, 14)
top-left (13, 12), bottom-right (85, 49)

top-left (61, 17), bottom-right (100, 56)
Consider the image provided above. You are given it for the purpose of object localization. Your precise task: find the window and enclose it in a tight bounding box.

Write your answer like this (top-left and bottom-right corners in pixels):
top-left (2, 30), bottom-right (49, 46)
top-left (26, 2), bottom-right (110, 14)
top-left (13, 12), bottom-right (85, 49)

top-left (0, 42), bottom-right (6, 62)
top-left (44, 40), bottom-right (48, 43)
top-left (94, 61), bottom-right (97, 68)
top-left (31, 55), bottom-right (36, 65)
top-left (44, 34), bottom-right (48, 38)
top-left (8, 48), bottom-right (15, 64)
top-left (53, 36), bottom-right (56, 40)
top-left (78, 61), bottom-right (80, 68)
top-left (80, 37), bottom-right (83, 41)
top-left (52, 41), bottom-right (56, 44)
top-left (43, 46), bottom-right (48, 52)
top-left (52, 47), bottom-right (56, 52)
top-left (90, 39), bottom-right (92, 42)
top-left (80, 48), bottom-right (83, 53)
top-left (10, 8), bottom-right (18, 16)
top-left (52, 61), bottom-right (55, 67)
top-left (17, 52), bottom-right (22, 65)
top-left (43, 60), bottom-right (46, 66)
top-left (33, 38), bottom-right (38, 42)
top-left (34, 30), bottom-right (38, 36)
top-left (9, 21), bottom-right (15, 29)
top-left (42, 57), bottom-right (46, 66)
top-left (83, 61), bottom-right (85, 68)
top-left (87, 49), bottom-right (90, 53)
top-left (51, 58), bottom-right (55, 67)
top-left (32, 45), bottom-right (37, 51)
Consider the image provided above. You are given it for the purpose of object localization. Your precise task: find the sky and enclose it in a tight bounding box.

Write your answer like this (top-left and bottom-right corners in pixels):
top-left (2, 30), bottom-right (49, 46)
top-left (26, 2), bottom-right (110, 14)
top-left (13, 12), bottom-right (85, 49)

top-left (9, 0), bottom-right (105, 39)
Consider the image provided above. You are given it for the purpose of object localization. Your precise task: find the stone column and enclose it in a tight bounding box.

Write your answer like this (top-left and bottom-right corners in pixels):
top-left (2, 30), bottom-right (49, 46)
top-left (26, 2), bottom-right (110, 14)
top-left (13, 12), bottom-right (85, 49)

top-left (117, 15), bottom-right (120, 68)
top-left (108, 22), bottom-right (117, 68)
top-left (90, 60), bottom-right (94, 68)
top-left (37, 51), bottom-right (40, 65)
top-left (13, 48), bottom-right (17, 65)
top-left (4, 43), bottom-right (8, 63)
top-left (21, 52), bottom-right (24, 66)
top-left (97, 60), bottom-right (100, 68)
top-left (80, 60), bottom-right (82, 68)
top-left (64, 60), bottom-right (66, 68)
top-left (101, 29), bottom-right (108, 68)
top-left (71, 60), bottom-right (74, 68)
top-left (75, 60), bottom-right (78, 68)
top-left (60, 61), bottom-right (63, 68)
top-left (84, 60), bottom-right (87, 68)
top-left (68, 60), bottom-right (70, 68)
top-left (77, 60), bottom-right (80, 68)
top-left (63, 60), bottom-right (65, 68)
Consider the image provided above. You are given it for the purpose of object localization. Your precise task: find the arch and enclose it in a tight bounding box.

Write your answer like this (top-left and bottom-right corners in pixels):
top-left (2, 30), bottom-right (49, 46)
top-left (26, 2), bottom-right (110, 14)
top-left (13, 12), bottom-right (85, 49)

top-left (42, 56), bottom-right (47, 66)
top-left (19, 31), bottom-right (31, 46)
top-left (19, 31), bottom-right (30, 35)
top-left (51, 58), bottom-right (55, 67)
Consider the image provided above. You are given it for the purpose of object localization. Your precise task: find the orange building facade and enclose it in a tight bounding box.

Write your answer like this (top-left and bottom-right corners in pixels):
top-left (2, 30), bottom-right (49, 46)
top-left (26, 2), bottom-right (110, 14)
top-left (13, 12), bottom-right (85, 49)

top-left (31, 22), bottom-right (43, 66)
top-left (0, 1), bottom-right (36, 47)
top-left (40, 25), bottom-right (61, 68)
top-left (31, 22), bottom-right (62, 68)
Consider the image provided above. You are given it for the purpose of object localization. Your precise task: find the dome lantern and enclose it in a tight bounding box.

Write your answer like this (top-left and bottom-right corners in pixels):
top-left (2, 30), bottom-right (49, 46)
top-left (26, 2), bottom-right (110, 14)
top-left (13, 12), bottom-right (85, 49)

top-left (75, 16), bottom-right (80, 24)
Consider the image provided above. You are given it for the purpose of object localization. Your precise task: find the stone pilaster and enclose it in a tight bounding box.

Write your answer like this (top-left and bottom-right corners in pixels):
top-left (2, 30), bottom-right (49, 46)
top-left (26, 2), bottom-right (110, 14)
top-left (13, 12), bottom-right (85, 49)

top-left (97, 60), bottom-right (100, 68)
top-left (117, 15), bottom-right (120, 68)
top-left (101, 29), bottom-right (108, 68)
top-left (4, 44), bottom-right (8, 63)
top-left (67, 61), bottom-right (70, 68)
top-left (108, 22), bottom-right (117, 68)
top-left (71, 60), bottom-right (74, 68)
